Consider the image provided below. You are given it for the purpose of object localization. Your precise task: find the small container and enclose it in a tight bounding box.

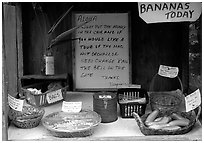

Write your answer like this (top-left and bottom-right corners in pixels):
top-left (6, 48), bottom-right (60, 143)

top-left (21, 81), bottom-right (68, 107)
top-left (8, 105), bottom-right (45, 129)
top-left (93, 92), bottom-right (118, 123)
top-left (45, 51), bottom-right (54, 75)
top-left (150, 90), bottom-right (182, 115)
top-left (117, 88), bottom-right (149, 118)
top-left (41, 50), bottom-right (54, 75)
top-left (149, 73), bottom-right (184, 115)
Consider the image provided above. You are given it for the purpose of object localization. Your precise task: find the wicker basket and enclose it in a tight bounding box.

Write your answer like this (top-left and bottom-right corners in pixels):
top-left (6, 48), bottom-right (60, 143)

top-left (21, 82), bottom-right (68, 107)
top-left (8, 106), bottom-right (45, 129)
top-left (133, 106), bottom-right (201, 135)
top-left (117, 88), bottom-right (149, 118)
top-left (42, 110), bottom-right (101, 138)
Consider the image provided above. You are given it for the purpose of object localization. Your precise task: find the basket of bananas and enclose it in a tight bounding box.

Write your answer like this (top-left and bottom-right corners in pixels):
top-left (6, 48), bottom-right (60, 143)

top-left (133, 106), bottom-right (201, 135)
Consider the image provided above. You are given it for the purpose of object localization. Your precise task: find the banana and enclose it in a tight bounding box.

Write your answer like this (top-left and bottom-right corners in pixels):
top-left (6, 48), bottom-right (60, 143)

top-left (148, 116), bottom-right (172, 126)
top-left (168, 119), bottom-right (190, 127)
top-left (145, 109), bottom-right (159, 126)
top-left (154, 117), bottom-right (163, 122)
top-left (171, 113), bottom-right (186, 120)
top-left (161, 125), bottom-right (181, 131)
top-left (149, 123), bottom-right (169, 130)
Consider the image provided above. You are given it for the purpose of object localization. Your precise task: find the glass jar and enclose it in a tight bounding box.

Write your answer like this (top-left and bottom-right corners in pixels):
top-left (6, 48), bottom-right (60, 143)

top-left (42, 50), bottom-right (54, 75)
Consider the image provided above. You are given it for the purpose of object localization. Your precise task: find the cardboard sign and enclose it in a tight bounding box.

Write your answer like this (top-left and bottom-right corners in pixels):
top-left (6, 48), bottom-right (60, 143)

top-left (8, 94), bottom-right (24, 111)
top-left (185, 89), bottom-right (201, 112)
top-left (46, 89), bottom-right (63, 104)
top-left (138, 2), bottom-right (201, 23)
top-left (158, 65), bottom-right (179, 78)
top-left (62, 101), bottom-right (82, 113)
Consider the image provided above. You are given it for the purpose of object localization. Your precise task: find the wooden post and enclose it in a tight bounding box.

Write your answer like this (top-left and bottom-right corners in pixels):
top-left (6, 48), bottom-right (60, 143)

top-left (2, 3), bottom-right (21, 140)
top-left (2, 3), bottom-right (8, 141)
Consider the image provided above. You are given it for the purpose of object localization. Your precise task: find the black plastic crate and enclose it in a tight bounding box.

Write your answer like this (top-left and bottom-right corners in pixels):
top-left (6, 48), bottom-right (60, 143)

top-left (117, 88), bottom-right (149, 118)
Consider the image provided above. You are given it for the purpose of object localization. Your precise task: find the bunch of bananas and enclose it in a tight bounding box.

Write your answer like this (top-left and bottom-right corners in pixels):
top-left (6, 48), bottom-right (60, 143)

top-left (145, 109), bottom-right (190, 130)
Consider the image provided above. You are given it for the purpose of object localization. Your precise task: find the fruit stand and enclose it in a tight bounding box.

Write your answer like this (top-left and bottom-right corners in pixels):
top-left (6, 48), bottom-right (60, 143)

top-left (3, 2), bottom-right (202, 141)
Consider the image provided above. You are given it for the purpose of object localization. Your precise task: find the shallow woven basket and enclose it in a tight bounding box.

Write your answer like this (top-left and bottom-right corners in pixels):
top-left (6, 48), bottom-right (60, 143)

top-left (42, 110), bottom-right (101, 138)
top-left (133, 106), bottom-right (201, 135)
top-left (46, 127), bottom-right (94, 138)
top-left (8, 106), bottom-right (45, 129)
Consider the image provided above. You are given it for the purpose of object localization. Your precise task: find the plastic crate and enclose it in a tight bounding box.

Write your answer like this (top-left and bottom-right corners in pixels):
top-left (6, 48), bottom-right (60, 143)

top-left (21, 82), bottom-right (68, 107)
top-left (117, 88), bottom-right (149, 118)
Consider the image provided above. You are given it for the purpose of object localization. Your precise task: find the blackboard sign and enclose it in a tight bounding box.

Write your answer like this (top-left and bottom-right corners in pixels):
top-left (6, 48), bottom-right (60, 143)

top-left (72, 13), bottom-right (131, 91)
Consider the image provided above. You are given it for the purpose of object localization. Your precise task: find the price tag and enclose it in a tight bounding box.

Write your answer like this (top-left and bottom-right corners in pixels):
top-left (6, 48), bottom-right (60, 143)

top-left (185, 89), bottom-right (201, 112)
top-left (8, 94), bottom-right (24, 111)
top-left (46, 89), bottom-right (63, 104)
top-left (62, 101), bottom-right (82, 113)
top-left (158, 65), bottom-right (179, 78)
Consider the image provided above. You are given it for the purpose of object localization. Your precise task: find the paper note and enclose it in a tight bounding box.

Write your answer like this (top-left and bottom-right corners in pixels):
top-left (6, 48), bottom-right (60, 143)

top-left (46, 89), bottom-right (63, 104)
top-left (62, 101), bottom-right (82, 113)
top-left (185, 89), bottom-right (201, 112)
top-left (158, 65), bottom-right (179, 78)
top-left (8, 94), bottom-right (24, 111)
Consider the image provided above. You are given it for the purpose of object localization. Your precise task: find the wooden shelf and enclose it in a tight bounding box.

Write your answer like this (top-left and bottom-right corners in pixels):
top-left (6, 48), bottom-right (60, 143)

top-left (21, 74), bottom-right (67, 80)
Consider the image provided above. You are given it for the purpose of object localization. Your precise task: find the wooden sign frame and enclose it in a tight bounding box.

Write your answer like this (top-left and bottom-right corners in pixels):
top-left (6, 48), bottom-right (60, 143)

top-left (72, 12), bottom-right (132, 91)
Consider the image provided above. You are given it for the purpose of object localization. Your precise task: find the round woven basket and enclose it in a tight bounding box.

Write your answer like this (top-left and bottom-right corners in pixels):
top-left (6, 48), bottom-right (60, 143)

top-left (133, 106), bottom-right (201, 135)
top-left (8, 106), bottom-right (45, 128)
top-left (42, 110), bottom-right (101, 138)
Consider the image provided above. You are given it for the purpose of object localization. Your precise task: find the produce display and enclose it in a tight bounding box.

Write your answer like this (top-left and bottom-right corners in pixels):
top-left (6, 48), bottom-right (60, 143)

top-left (43, 112), bottom-right (99, 131)
top-left (42, 110), bottom-right (101, 137)
top-left (145, 109), bottom-right (190, 131)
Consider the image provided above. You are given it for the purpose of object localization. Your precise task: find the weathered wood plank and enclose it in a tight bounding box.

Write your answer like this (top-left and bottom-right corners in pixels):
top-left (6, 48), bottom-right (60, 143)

top-left (2, 3), bottom-right (18, 141)
top-left (3, 4), bottom-right (18, 95)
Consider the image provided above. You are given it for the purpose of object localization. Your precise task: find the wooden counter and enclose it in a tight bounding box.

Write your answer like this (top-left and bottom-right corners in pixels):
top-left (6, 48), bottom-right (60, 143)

top-left (8, 92), bottom-right (202, 141)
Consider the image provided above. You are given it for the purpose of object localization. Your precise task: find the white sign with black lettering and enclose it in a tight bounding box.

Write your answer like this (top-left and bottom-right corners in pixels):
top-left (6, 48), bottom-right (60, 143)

top-left (62, 101), bottom-right (82, 113)
top-left (158, 65), bottom-right (179, 78)
top-left (46, 89), bottom-right (63, 104)
top-left (8, 94), bottom-right (24, 111)
top-left (138, 2), bottom-right (201, 23)
top-left (73, 13), bottom-right (130, 90)
top-left (185, 89), bottom-right (201, 112)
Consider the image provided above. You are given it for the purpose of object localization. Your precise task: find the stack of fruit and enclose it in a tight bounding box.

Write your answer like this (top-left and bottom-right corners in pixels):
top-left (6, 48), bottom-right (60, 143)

top-left (145, 109), bottom-right (190, 131)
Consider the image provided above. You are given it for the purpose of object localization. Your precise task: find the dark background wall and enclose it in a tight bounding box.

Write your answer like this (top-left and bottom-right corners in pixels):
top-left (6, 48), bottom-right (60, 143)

top-left (21, 2), bottom-right (189, 91)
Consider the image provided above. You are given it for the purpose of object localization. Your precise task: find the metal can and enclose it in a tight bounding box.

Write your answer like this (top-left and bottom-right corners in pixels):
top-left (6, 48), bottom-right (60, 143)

top-left (93, 92), bottom-right (118, 123)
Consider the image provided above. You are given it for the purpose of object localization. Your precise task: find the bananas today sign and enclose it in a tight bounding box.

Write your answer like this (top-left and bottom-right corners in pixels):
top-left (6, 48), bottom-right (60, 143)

top-left (138, 2), bottom-right (201, 23)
